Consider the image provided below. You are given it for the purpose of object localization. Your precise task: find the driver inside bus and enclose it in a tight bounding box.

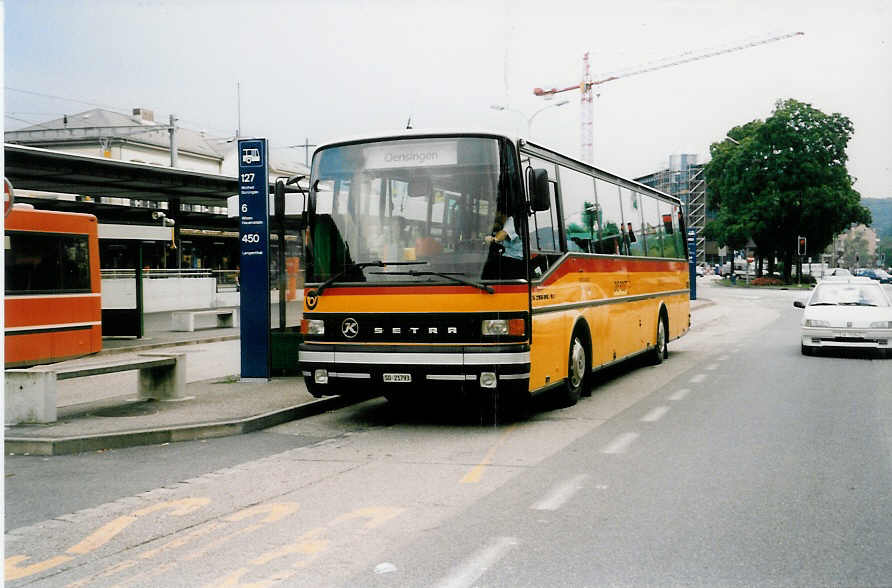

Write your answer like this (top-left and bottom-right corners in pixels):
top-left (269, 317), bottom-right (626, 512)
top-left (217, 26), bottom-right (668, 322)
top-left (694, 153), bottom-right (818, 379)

top-left (485, 211), bottom-right (523, 259)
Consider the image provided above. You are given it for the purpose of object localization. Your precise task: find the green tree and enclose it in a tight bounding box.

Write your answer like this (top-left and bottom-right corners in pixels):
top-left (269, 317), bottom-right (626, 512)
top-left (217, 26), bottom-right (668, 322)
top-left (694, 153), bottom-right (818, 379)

top-left (705, 99), bottom-right (871, 282)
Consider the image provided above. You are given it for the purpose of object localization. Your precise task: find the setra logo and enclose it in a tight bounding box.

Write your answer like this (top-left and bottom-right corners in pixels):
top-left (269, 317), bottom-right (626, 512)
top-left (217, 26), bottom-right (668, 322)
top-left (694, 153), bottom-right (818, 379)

top-left (341, 318), bottom-right (359, 339)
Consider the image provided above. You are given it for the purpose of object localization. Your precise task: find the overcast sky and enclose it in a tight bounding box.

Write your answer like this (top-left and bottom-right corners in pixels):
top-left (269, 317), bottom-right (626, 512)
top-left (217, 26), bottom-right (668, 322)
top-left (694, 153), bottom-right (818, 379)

top-left (4, 0), bottom-right (890, 197)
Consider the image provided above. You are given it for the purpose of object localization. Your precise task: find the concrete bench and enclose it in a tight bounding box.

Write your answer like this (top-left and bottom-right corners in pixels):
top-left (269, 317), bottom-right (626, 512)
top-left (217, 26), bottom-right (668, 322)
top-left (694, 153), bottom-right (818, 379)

top-left (4, 352), bottom-right (186, 425)
top-left (171, 308), bottom-right (239, 332)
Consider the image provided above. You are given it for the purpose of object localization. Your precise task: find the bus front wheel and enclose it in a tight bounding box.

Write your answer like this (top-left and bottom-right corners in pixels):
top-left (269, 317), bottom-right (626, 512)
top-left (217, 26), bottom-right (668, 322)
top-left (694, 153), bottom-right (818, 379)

top-left (650, 315), bottom-right (668, 365)
top-left (559, 333), bottom-right (587, 407)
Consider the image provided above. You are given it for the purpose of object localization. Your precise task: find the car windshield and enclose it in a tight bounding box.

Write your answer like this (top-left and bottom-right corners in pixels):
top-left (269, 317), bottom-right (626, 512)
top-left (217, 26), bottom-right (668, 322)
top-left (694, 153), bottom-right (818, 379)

top-left (809, 283), bottom-right (890, 307)
top-left (305, 136), bottom-right (525, 284)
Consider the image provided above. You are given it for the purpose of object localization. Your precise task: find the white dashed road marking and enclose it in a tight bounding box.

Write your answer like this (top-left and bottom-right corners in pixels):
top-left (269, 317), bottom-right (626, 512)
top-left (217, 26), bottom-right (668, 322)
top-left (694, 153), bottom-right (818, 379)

top-left (640, 406), bottom-right (670, 422)
top-left (530, 475), bottom-right (589, 511)
top-left (433, 536), bottom-right (519, 588)
top-left (669, 388), bottom-right (690, 401)
top-left (601, 432), bottom-right (639, 454)
top-left (690, 374), bottom-right (707, 384)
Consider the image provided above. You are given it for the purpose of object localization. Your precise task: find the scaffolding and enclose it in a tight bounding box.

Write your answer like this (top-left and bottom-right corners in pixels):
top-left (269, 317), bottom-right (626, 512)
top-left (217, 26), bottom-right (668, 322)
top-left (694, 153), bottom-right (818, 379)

top-left (635, 155), bottom-right (707, 261)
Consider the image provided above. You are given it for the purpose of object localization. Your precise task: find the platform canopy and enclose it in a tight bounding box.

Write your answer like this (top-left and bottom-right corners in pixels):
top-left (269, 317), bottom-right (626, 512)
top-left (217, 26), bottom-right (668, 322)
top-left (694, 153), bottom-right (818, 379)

top-left (4, 143), bottom-right (239, 208)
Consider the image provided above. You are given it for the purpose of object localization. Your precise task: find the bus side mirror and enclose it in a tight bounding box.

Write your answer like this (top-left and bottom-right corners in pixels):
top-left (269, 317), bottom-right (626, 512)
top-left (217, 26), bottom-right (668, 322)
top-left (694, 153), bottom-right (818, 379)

top-left (528, 168), bottom-right (550, 212)
top-left (793, 300), bottom-right (805, 309)
top-left (307, 179), bottom-right (318, 216)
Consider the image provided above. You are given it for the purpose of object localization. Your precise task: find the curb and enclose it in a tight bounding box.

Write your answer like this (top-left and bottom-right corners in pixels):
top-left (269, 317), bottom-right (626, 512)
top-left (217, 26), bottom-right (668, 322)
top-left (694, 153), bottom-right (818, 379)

top-left (4, 394), bottom-right (363, 457)
top-left (690, 298), bottom-right (716, 311)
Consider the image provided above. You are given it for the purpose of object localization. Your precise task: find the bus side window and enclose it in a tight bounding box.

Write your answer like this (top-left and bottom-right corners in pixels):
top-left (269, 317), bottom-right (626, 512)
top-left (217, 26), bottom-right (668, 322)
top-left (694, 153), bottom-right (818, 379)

top-left (558, 165), bottom-right (596, 253)
top-left (640, 194), bottom-right (664, 258)
top-left (594, 179), bottom-right (623, 255)
top-left (620, 187), bottom-right (644, 257)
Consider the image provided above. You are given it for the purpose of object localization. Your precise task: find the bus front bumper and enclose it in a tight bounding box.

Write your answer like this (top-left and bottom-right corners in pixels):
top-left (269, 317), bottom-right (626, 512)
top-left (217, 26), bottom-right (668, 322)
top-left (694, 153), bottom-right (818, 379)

top-left (299, 344), bottom-right (530, 396)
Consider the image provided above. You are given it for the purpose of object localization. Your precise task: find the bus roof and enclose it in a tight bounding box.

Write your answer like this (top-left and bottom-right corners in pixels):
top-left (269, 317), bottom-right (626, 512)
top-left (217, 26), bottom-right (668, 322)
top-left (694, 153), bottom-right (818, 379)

top-left (312, 129), bottom-right (679, 206)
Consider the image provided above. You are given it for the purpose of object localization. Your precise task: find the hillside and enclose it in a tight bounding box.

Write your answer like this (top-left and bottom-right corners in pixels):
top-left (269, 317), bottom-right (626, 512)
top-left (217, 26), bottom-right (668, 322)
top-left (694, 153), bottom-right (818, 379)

top-left (861, 198), bottom-right (892, 237)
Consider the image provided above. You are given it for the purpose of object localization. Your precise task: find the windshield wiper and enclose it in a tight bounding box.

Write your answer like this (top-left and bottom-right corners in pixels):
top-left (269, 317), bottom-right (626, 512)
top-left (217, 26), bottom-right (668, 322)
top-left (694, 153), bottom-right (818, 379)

top-left (370, 270), bottom-right (494, 294)
top-left (809, 302), bottom-right (837, 306)
top-left (313, 260), bottom-right (428, 296)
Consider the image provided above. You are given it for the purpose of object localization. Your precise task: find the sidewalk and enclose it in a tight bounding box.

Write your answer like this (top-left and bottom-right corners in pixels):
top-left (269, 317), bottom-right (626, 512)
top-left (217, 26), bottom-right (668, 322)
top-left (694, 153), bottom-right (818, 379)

top-left (5, 311), bottom-right (354, 456)
top-left (6, 300), bottom-right (713, 456)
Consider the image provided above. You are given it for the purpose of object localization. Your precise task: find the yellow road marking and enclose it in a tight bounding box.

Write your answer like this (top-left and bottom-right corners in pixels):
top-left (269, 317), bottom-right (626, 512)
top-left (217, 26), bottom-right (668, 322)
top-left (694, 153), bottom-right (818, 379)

top-left (6, 555), bottom-right (75, 582)
top-left (460, 425), bottom-right (517, 484)
top-left (331, 506), bottom-right (404, 530)
top-left (5, 497), bottom-right (211, 582)
top-left (68, 498), bottom-right (210, 555)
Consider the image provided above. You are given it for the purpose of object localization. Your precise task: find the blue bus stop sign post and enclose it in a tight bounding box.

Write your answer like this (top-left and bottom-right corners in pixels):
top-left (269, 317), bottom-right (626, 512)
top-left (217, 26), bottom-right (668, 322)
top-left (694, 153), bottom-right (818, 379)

top-left (238, 138), bottom-right (271, 379)
top-left (687, 228), bottom-right (697, 301)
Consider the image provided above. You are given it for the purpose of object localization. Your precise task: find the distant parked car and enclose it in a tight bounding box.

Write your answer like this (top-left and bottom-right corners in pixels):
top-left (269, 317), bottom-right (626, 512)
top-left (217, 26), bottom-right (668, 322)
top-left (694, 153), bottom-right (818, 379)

top-left (854, 268), bottom-right (892, 284)
top-left (794, 277), bottom-right (892, 357)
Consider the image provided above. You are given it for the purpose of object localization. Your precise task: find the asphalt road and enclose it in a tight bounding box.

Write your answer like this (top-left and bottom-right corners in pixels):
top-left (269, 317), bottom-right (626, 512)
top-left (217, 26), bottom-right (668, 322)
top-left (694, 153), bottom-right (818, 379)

top-left (5, 281), bottom-right (891, 586)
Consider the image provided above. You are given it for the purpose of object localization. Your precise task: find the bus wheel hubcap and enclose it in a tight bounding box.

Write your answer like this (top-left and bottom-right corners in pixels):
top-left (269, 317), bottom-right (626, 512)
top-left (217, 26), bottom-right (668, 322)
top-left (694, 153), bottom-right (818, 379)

top-left (570, 339), bottom-right (585, 388)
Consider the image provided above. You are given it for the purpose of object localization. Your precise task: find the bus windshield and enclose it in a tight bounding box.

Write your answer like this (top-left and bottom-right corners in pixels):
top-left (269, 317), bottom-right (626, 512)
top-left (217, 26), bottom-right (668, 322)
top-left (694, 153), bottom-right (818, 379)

top-left (306, 136), bottom-right (525, 285)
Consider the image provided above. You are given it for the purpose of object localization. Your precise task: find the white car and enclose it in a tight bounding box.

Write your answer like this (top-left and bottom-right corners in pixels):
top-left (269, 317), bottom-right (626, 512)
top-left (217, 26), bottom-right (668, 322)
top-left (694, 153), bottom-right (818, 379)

top-left (794, 277), bottom-right (892, 356)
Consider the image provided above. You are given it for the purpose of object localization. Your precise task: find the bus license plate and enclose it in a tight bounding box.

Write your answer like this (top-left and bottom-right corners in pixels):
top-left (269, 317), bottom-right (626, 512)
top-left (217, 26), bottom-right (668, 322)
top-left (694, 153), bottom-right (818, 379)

top-left (383, 373), bottom-right (411, 383)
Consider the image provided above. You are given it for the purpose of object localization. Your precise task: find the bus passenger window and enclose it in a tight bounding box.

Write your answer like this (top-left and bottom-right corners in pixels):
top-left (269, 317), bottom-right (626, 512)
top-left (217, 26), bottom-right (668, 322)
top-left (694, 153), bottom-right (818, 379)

top-left (593, 179), bottom-right (623, 255)
top-left (620, 188), bottom-right (644, 256)
top-left (640, 194), bottom-right (664, 258)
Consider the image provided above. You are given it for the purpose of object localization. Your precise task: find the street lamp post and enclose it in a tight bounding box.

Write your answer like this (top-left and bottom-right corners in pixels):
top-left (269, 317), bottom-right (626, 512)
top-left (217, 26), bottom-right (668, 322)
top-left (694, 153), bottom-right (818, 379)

top-left (490, 99), bottom-right (570, 137)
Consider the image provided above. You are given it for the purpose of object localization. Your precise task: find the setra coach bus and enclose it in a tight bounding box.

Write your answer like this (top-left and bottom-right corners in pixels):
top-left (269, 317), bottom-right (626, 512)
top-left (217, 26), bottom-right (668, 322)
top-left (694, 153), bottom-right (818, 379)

top-left (4, 203), bottom-right (102, 367)
top-left (298, 131), bottom-right (689, 414)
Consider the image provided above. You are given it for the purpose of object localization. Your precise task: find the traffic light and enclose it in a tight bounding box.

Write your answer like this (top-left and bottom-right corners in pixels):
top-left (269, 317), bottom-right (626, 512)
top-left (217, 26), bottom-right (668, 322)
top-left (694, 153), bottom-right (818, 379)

top-left (797, 236), bottom-right (807, 256)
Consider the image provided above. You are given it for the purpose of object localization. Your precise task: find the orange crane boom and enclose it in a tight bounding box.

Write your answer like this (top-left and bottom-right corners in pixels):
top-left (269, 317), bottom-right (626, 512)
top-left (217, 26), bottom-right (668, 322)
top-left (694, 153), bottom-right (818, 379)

top-left (533, 31), bottom-right (805, 162)
top-left (534, 31), bottom-right (804, 97)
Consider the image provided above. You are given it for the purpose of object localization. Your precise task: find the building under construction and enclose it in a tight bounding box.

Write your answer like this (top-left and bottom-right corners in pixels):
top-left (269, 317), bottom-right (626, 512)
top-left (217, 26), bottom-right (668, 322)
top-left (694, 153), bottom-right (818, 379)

top-left (635, 154), bottom-right (711, 263)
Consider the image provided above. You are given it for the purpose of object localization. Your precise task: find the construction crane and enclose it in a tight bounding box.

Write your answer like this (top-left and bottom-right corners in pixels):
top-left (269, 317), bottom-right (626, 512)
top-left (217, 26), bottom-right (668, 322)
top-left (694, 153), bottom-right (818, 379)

top-left (533, 31), bottom-right (805, 163)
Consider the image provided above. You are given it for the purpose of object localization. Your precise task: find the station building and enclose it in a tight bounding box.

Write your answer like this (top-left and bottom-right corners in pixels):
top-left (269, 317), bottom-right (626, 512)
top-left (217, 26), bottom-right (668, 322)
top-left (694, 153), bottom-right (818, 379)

top-left (5, 107), bottom-right (309, 273)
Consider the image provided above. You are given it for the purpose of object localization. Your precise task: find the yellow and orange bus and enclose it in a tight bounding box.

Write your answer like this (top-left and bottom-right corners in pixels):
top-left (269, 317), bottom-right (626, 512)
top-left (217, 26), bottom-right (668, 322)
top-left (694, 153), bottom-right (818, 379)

top-left (4, 204), bottom-right (102, 367)
top-left (299, 131), bottom-right (689, 413)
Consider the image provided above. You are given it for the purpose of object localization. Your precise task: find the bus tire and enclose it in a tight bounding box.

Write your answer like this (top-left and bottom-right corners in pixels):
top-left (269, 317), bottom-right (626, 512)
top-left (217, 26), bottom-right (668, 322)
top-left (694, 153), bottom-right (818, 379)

top-left (650, 314), bottom-right (668, 365)
top-left (559, 332), bottom-right (587, 407)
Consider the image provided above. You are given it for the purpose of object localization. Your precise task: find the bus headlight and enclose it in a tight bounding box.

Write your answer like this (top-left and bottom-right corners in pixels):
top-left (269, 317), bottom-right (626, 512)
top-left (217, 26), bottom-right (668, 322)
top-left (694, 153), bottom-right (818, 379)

top-left (869, 320), bottom-right (892, 328)
top-left (301, 319), bottom-right (325, 335)
top-left (481, 318), bottom-right (525, 336)
top-left (804, 319), bottom-right (830, 328)
top-left (480, 372), bottom-right (497, 388)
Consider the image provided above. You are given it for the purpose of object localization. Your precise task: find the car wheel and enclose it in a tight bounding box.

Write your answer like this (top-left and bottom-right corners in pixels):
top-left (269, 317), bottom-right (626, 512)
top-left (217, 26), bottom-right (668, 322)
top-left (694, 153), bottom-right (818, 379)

top-left (800, 344), bottom-right (813, 356)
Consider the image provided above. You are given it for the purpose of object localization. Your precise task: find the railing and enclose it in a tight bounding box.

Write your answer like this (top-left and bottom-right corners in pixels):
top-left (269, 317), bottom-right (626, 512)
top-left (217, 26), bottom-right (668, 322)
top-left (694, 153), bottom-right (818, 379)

top-left (100, 269), bottom-right (240, 293)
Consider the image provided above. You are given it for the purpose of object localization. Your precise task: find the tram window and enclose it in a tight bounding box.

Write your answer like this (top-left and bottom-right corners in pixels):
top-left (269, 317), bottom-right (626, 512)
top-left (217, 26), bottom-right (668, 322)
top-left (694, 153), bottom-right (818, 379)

top-left (594, 179), bottom-right (623, 255)
top-left (640, 194), bottom-right (664, 257)
top-left (5, 232), bottom-right (91, 294)
top-left (620, 187), bottom-right (644, 256)
top-left (558, 165), bottom-right (596, 253)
